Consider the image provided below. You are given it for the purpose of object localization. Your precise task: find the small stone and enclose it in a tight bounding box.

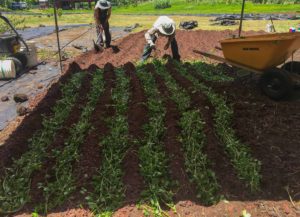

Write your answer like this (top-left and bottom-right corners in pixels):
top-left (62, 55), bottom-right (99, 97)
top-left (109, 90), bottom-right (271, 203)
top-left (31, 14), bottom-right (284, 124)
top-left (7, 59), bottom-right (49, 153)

top-left (29, 70), bottom-right (37, 75)
top-left (13, 94), bottom-right (28, 103)
top-left (37, 84), bottom-right (44, 89)
top-left (16, 105), bottom-right (29, 116)
top-left (1, 96), bottom-right (9, 102)
top-left (39, 24), bottom-right (46, 27)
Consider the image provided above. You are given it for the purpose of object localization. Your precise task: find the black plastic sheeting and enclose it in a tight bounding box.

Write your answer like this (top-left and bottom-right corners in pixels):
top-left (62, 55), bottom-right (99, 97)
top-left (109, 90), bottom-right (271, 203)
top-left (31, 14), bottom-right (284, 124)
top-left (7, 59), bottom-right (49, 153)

top-left (14, 24), bottom-right (91, 41)
top-left (0, 63), bottom-right (60, 130)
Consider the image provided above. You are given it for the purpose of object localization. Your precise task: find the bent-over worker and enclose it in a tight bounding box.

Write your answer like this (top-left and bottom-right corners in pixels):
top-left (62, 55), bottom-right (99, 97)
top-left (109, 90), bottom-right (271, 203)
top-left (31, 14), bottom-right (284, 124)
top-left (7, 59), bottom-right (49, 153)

top-left (141, 16), bottom-right (180, 61)
top-left (94, 0), bottom-right (112, 48)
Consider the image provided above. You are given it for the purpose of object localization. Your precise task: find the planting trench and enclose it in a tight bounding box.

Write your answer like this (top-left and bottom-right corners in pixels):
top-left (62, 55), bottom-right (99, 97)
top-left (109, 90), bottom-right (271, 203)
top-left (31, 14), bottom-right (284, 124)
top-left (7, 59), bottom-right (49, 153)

top-left (27, 72), bottom-right (93, 209)
top-left (122, 62), bottom-right (146, 204)
top-left (165, 61), bottom-right (249, 197)
top-left (147, 63), bottom-right (198, 202)
top-left (55, 64), bottom-right (117, 211)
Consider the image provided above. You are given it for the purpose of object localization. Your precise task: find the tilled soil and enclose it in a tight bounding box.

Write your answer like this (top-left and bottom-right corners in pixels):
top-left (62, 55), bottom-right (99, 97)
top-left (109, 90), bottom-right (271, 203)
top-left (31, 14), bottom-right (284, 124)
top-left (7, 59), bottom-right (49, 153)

top-left (122, 62), bottom-right (146, 204)
top-left (2, 30), bottom-right (300, 217)
top-left (148, 63), bottom-right (198, 202)
top-left (71, 29), bottom-right (270, 68)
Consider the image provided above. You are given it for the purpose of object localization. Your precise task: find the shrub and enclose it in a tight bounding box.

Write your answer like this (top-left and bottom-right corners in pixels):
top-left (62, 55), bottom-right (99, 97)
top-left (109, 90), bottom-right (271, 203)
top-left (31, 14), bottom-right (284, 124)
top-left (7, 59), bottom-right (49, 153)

top-left (0, 16), bottom-right (25, 34)
top-left (154, 0), bottom-right (171, 9)
top-left (57, 8), bottom-right (63, 17)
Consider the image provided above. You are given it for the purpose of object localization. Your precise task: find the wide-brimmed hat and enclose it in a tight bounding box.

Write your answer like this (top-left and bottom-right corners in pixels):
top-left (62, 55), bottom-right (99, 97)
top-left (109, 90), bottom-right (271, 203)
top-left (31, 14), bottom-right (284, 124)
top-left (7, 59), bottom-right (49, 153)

top-left (158, 22), bottom-right (175, 36)
top-left (95, 0), bottom-right (111, 9)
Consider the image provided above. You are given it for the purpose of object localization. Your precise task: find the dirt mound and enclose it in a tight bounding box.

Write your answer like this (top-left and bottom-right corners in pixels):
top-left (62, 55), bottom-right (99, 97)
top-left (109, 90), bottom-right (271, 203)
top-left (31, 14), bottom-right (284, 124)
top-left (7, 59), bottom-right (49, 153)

top-left (1, 30), bottom-right (299, 217)
top-left (71, 29), bottom-right (268, 69)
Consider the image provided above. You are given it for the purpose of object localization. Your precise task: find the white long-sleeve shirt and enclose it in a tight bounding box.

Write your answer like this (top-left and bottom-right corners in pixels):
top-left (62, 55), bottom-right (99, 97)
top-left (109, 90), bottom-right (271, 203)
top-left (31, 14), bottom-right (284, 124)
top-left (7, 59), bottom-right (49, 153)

top-left (145, 16), bottom-right (176, 44)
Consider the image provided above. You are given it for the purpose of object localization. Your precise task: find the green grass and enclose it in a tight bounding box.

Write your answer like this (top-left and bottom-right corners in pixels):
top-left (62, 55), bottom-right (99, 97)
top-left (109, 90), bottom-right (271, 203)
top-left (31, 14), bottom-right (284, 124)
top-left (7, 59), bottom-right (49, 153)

top-left (112, 1), bottom-right (299, 14)
top-left (24, 0), bottom-right (299, 15)
top-left (3, 13), bottom-right (298, 34)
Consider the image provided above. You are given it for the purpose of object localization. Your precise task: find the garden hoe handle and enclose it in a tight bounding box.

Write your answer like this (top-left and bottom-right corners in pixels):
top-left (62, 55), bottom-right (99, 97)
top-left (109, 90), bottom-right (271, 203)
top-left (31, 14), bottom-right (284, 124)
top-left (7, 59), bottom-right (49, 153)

top-left (94, 24), bottom-right (103, 52)
top-left (270, 16), bottom-right (276, 32)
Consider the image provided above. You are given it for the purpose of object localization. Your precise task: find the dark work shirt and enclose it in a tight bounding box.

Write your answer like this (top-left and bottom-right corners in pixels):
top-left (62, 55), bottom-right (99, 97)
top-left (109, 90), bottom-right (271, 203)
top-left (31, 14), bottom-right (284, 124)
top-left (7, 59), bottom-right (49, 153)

top-left (99, 9), bottom-right (108, 24)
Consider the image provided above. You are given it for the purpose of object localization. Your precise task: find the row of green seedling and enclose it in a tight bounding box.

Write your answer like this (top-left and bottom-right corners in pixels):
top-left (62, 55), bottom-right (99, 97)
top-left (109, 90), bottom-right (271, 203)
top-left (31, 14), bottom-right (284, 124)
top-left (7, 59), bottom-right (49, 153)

top-left (0, 72), bottom-right (85, 214)
top-left (174, 61), bottom-right (261, 191)
top-left (153, 60), bottom-right (220, 205)
top-left (192, 61), bottom-right (233, 82)
top-left (38, 70), bottom-right (105, 213)
top-left (136, 64), bottom-right (173, 216)
top-left (86, 68), bottom-right (130, 216)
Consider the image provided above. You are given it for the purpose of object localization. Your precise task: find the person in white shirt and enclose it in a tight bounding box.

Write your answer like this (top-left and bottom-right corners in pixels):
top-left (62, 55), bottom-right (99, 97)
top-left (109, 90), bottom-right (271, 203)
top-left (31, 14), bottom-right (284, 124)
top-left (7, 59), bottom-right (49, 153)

top-left (94, 0), bottom-right (112, 48)
top-left (141, 16), bottom-right (180, 61)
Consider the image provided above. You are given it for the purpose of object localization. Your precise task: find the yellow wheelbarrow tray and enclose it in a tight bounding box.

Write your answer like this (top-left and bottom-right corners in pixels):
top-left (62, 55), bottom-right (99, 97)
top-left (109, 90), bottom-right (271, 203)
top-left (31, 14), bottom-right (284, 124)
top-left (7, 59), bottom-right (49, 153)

top-left (193, 32), bottom-right (300, 100)
top-left (220, 32), bottom-right (300, 71)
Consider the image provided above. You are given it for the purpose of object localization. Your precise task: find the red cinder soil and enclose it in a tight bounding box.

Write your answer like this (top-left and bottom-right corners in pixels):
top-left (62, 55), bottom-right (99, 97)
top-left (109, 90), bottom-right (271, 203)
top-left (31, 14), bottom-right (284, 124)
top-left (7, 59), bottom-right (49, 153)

top-left (71, 30), bottom-right (267, 69)
top-left (122, 62), bottom-right (147, 204)
top-left (52, 63), bottom-right (117, 212)
top-left (5, 30), bottom-right (300, 217)
top-left (186, 63), bottom-right (300, 202)
top-left (0, 62), bottom-right (82, 176)
top-left (26, 72), bottom-right (92, 210)
top-left (146, 63), bottom-right (198, 202)
top-left (165, 61), bottom-right (248, 199)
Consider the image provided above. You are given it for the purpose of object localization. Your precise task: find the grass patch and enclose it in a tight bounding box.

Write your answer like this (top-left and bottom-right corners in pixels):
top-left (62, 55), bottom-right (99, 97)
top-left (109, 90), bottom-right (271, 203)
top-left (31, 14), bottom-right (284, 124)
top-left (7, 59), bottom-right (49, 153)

top-left (5, 13), bottom-right (299, 34)
top-left (112, 1), bottom-right (299, 14)
top-left (26, 1), bottom-right (300, 14)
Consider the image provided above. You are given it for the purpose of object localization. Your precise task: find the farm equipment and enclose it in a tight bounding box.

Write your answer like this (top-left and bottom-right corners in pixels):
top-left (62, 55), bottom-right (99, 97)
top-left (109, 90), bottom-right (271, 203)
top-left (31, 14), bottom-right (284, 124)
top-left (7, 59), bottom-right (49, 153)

top-left (194, 33), bottom-right (300, 100)
top-left (194, 0), bottom-right (300, 100)
top-left (0, 12), bottom-right (38, 79)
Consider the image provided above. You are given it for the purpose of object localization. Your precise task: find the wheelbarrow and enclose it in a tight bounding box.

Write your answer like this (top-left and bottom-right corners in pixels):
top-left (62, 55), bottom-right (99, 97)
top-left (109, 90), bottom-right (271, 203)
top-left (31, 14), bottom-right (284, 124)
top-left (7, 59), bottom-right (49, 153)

top-left (194, 32), bottom-right (300, 100)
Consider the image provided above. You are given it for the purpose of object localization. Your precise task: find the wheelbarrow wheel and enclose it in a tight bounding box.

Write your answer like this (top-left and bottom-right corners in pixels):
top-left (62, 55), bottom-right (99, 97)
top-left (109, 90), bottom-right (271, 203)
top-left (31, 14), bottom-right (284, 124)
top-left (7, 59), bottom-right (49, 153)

top-left (259, 68), bottom-right (292, 100)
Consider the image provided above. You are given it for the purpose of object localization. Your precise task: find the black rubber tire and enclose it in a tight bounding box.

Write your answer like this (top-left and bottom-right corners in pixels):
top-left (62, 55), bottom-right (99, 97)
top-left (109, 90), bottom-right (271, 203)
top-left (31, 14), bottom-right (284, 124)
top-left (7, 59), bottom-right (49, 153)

top-left (10, 53), bottom-right (28, 68)
top-left (259, 68), bottom-right (292, 100)
top-left (281, 61), bottom-right (300, 74)
top-left (6, 57), bottom-right (23, 74)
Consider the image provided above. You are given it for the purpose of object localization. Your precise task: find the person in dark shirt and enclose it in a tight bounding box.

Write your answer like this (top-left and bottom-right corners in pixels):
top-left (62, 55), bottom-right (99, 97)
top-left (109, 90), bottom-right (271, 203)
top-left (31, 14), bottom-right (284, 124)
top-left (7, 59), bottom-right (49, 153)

top-left (94, 0), bottom-right (112, 48)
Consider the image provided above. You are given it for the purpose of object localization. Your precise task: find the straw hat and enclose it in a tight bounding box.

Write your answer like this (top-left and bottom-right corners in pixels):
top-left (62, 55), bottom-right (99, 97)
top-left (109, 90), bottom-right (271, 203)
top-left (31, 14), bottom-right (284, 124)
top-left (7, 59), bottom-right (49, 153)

top-left (95, 0), bottom-right (111, 10)
top-left (158, 22), bottom-right (175, 36)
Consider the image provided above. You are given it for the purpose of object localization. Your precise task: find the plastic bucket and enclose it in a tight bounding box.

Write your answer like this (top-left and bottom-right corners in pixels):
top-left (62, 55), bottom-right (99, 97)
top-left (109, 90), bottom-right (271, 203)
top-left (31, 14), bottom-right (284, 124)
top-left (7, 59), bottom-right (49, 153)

top-left (0, 60), bottom-right (16, 79)
top-left (21, 41), bottom-right (38, 67)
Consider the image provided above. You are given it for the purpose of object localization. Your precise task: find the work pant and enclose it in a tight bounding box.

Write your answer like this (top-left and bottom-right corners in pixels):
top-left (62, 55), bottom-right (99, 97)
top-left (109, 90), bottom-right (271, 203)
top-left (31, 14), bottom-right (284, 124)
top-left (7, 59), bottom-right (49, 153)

top-left (141, 35), bottom-right (180, 61)
top-left (97, 22), bottom-right (111, 48)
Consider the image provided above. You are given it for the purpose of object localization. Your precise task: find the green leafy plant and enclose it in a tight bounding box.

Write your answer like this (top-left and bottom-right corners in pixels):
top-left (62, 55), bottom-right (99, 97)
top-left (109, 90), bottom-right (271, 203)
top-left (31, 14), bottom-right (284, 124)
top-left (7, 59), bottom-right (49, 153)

top-left (0, 72), bottom-right (85, 214)
top-left (86, 68), bottom-right (130, 215)
top-left (153, 60), bottom-right (220, 205)
top-left (39, 70), bottom-right (105, 213)
top-left (174, 61), bottom-right (261, 191)
top-left (136, 63), bottom-right (173, 216)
